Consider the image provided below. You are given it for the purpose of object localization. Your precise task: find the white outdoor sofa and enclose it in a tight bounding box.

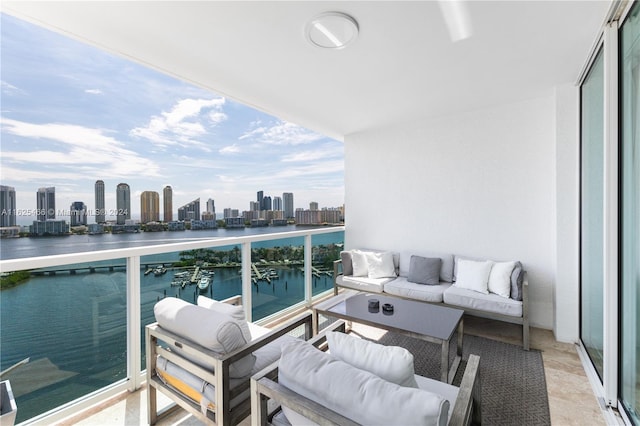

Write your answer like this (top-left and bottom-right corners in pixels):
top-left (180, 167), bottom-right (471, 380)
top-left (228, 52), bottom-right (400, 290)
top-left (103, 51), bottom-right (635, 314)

top-left (146, 295), bottom-right (313, 426)
top-left (251, 325), bottom-right (481, 426)
top-left (334, 249), bottom-right (530, 350)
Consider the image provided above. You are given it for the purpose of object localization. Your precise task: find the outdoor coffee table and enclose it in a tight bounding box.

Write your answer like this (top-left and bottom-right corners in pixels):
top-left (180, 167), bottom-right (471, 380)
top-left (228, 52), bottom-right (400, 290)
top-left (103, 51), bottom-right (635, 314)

top-left (313, 291), bottom-right (464, 384)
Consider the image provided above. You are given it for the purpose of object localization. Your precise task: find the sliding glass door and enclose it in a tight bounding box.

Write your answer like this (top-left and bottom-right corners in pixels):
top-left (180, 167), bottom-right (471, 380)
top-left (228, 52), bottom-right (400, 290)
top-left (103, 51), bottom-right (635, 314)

top-left (620, 2), bottom-right (640, 422)
top-left (580, 48), bottom-right (605, 379)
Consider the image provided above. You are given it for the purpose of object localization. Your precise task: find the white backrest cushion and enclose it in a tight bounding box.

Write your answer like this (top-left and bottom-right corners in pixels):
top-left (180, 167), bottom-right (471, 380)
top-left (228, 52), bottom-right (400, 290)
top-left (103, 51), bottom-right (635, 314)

top-left (487, 261), bottom-right (516, 298)
top-left (453, 259), bottom-right (493, 294)
top-left (326, 331), bottom-right (418, 388)
top-left (154, 298), bottom-right (255, 378)
top-left (366, 251), bottom-right (397, 279)
top-left (197, 296), bottom-right (252, 342)
top-left (351, 250), bottom-right (369, 277)
top-left (278, 339), bottom-right (449, 426)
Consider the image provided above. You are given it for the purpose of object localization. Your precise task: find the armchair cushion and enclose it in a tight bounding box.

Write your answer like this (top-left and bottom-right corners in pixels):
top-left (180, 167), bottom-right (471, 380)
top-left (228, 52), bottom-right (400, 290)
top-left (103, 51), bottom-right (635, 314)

top-left (197, 296), bottom-right (252, 342)
top-left (278, 339), bottom-right (449, 426)
top-left (326, 331), bottom-right (418, 388)
top-left (154, 298), bottom-right (255, 378)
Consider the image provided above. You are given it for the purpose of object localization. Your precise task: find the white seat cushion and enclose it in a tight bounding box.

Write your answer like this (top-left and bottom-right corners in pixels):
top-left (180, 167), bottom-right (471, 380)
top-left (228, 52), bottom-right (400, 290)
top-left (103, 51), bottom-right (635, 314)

top-left (384, 277), bottom-right (451, 303)
top-left (444, 285), bottom-right (523, 317)
top-left (336, 274), bottom-right (394, 293)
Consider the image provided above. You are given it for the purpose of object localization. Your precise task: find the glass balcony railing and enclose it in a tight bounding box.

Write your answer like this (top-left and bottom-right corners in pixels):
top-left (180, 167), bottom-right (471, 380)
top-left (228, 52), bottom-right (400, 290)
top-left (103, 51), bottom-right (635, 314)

top-left (0, 227), bottom-right (344, 424)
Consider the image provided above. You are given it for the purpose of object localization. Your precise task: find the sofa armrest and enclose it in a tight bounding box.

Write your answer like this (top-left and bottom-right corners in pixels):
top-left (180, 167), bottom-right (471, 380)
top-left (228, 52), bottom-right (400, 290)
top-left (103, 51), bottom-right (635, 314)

top-left (333, 259), bottom-right (343, 295)
top-left (521, 271), bottom-right (530, 350)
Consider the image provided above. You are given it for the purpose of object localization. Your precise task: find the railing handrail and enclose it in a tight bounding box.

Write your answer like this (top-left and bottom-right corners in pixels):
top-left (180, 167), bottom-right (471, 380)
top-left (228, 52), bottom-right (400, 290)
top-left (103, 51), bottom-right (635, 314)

top-left (0, 226), bottom-right (345, 273)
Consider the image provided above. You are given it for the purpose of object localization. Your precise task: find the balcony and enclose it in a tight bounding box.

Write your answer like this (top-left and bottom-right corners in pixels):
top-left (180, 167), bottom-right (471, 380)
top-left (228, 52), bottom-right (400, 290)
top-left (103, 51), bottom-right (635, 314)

top-left (1, 226), bottom-right (611, 425)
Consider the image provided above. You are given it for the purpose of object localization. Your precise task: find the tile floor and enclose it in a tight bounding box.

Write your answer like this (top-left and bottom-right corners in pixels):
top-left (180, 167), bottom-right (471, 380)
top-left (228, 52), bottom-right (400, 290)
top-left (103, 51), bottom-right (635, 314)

top-left (55, 315), bottom-right (616, 426)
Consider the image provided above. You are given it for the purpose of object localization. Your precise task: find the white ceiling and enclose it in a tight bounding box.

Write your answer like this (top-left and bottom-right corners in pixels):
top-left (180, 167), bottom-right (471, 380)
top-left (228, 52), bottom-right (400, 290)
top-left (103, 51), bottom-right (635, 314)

top-left (2, 1), bottom-right (611, 141)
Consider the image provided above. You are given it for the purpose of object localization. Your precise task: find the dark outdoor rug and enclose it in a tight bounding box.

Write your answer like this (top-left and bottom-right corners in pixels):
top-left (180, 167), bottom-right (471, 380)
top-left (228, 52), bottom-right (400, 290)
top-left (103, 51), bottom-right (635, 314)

top-left (364, 332), bottom-right (551, 426)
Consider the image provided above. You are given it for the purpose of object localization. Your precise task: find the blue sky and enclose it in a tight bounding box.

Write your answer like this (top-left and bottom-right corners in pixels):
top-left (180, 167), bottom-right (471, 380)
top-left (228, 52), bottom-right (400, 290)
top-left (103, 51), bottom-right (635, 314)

top-left (0, 14), bottom-right (344, 224)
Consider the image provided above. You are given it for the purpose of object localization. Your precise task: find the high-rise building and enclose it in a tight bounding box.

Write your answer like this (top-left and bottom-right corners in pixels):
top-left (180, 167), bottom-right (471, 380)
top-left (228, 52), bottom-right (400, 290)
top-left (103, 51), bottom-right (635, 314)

top-left (70, 201), bottom-right (87, 226)
top-left (178, 198), bottom-right (200, 221)
top-left (140, 191), bottom-right (160, 223)
top-left (273, 196), bottom-right (282, 211)
top-left (310, 201), bottom-right (319, 211)
top-left (283, 192), bottom-right (294, 219)
top-left (116, 183), bottom-right (131, 225)
top-left (206, 198), bottom-right (215, 216)
top-left (0, 185), bottom-right (16, 227)
top-left (163, 185), bottom-right (173, 222)
top-left (257, 190), bottom-right (264, 207)
top-left (95, 180), bottom-right (105, 223)
top-left (250, 201), bottom-right (259, 211)
top-left (264, 196), bottom-right (273, 211)
top-left (36, 187), bottom-right (56, 221)
top-left (223, 208), bottom-right (239, 219)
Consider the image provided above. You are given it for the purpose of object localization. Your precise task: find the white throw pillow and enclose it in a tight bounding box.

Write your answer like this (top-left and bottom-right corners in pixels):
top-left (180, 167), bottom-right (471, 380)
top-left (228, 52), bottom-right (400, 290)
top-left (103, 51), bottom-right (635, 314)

top-left (326, 331), bottom-right (417, 387)
top-left (278, 339), bottom-right (448, 426)
top-left (487, 261), bottom-right (516, 298)
top-left (366, 251), bottom-right (397, 279)
top-left (197, 296), bottom-right (252, 342)
top-left (351, 250), bottom-right (369, 277)
top-left (454, 259), bottom-right (493, 294)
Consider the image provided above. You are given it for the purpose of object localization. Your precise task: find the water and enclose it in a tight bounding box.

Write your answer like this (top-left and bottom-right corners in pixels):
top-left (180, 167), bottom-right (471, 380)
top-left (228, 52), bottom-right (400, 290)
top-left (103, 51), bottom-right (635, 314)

top-left (0, 226), bottom-right (343, 422)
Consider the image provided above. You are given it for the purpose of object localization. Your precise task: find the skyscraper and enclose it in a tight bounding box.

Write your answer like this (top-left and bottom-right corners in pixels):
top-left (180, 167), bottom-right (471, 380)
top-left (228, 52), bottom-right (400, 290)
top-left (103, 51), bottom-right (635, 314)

top-left (0, 185), bottom-right (16, 227)
top-left (116, 183), bottom-right (131, 225)
top-left (140, 191), bottom-right (160, 223)
top-left (310, 202), bottom-right (319, 211)
top-left (262, 195), bottom-right (272, 211)
top-left (36, 187), bottom-right (55, 221)
top-left (283, 192), bottom-right (294, 219)
top-left (163, 185), bottom-right (173, 222)
top-left (95, 180), bottom-right (105, 223)
top-left (70, 201), bottom-right (87, 226)
top-left (257, 191), bottom-right (263, 208)
top-left (178, 198), bottom-right (200, 221)
top-left (273, 196), bottom-right (282, 211)
top-left (206, 198), bottom-right (215, 215)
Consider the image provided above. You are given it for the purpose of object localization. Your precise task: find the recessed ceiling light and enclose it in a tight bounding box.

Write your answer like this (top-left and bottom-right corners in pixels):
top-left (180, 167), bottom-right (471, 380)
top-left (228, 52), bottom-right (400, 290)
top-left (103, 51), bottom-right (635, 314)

top-left (306, 12), bottom-right (359, 49)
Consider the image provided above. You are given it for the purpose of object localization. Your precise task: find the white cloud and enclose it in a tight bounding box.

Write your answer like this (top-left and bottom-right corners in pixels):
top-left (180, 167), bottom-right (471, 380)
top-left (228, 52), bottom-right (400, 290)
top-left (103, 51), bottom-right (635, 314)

top-left (1, 80), bottom-right (25, 95)
top-left (219, 144), bottom-right (241, 154)
top-left (239, 120), bottom-right (324, 146)
top-left (130, 97), bottom-right (226, 151)
top-left (84, 88), bottom-right (103, 95)
top-left (281, 149), bottom-right (340, 163)
top-left (0, 117), bottom-right (161, 179)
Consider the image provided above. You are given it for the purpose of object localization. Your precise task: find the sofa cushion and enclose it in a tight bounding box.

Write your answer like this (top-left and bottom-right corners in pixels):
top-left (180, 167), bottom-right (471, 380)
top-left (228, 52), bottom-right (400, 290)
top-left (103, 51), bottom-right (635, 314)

top-left (511, 262), bottom-right (524, 301)
top-left (408, 255), bottom-right (442, 285)
top-left (453, 259), bottom-right (493, 294)
top-left (336, 274), bottom-right (393, 293)
top-left (383, 277), bottom-right (450, 303)
top-left (444, 285), bottom-right (523, 317)
top-left (326, 331), bottom-right (418, 388)
top-left (366, 251), bottom-right (397, 279)
top-left (340, 251), bottom-right (353, 276)
top-left (487, 261), bottom-right (516, 298)
top-left (351, 250), bottom-right (369, 277)
top-left (400, 251), bottom-right (454, 283)
top-left (454, 256), bottom-right (524, 300)
top-left (278, 339), bottom-right (449, 426)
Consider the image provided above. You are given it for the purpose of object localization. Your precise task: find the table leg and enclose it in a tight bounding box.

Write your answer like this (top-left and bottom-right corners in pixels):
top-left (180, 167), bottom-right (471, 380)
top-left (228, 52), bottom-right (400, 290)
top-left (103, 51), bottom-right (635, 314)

top-left (457, 317), bottom-right (464, 357)
top-left (441, 340), bottom-right (449, 383)
top-left (312, 308), bottom-right (319, 336)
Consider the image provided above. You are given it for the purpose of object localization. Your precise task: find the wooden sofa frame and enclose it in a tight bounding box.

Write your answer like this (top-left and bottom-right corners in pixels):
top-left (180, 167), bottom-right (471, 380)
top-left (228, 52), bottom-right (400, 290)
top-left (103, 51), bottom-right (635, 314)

top-left (333, 259), bottom-right (530, 350)
top-left (250, 321), bottom-right (481, 426)
top-left (146, 295), bottom-right (313, 426)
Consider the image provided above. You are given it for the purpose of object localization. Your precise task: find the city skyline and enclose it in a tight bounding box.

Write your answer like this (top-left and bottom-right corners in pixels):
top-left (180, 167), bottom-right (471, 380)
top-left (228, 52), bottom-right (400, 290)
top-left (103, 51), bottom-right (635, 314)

top-left (0, 14), bottom-right (344, 224)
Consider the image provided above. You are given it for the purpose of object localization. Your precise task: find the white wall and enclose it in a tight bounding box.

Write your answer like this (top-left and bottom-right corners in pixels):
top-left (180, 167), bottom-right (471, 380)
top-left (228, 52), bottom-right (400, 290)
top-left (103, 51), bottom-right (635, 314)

top-left (554, 83), bottom-right (580, 342)
top-left (344, 96), bottom-right (558, 329)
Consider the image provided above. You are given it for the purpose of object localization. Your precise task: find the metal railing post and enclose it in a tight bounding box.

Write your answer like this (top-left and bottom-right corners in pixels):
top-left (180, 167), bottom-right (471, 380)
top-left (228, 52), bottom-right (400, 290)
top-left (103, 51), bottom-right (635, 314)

top-left (304, 234), bottom-right (312, 306)
top-left (126, 255), bottom-right (142, 391)
top-left (242, 242), bottom-right (253, 322)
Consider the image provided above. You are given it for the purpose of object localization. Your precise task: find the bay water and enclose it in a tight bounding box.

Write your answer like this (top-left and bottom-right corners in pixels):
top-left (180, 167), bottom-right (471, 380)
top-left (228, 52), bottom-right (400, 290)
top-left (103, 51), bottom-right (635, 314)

top-left (0, 226), bottom-right (343, 422)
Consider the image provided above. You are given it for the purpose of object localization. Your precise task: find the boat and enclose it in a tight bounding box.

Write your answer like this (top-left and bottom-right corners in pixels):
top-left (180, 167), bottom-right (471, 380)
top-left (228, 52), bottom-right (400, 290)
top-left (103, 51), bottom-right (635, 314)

top-left (197, 276), bottom-right (211, 293)
top-left (153, 266), bottom-right (167, 276)
top-left (174, 271), bottom-right (190, 278)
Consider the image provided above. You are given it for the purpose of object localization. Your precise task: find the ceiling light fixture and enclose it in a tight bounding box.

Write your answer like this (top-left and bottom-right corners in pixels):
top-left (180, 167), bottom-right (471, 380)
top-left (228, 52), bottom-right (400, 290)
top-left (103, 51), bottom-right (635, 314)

top-left (306, 12), bottom-right (359, 49)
